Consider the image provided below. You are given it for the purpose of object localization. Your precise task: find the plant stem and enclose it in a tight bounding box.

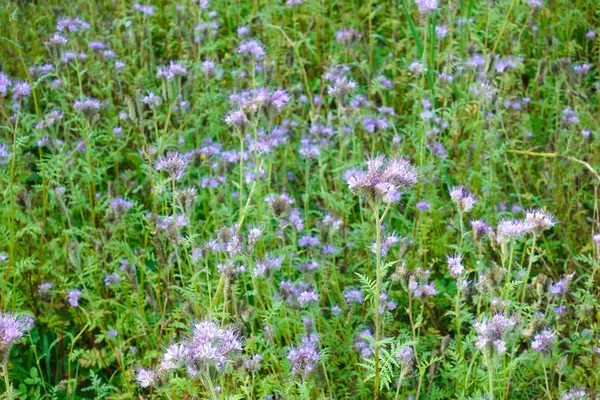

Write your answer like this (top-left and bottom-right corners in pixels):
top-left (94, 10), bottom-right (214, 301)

top-left (520, 234), bottom-right (536, 303)
top-left (373, 203), bottom-right (381, 399)
top-left (3, 365), bottom-right (13, 400)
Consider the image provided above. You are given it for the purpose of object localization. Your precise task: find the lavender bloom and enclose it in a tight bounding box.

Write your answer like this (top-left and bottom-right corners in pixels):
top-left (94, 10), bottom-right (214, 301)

top-left (353, 329), bottom-right (374, 358)
top-left (594, 233), bottom-right (600, 248)
top-left (414, 0), bottom-right (438, 13)
top-left (104, 272), bottom-right (121, 287)
top-left (184, 320), bottom-right (243, 374)
top-left (108, 196), bottom-right (134, 221)
top-left (335, 28), bottom-right (362, 46)
top-left (156, 151), bottom-right (190, 181)
top-left (287, 333), bottom-right (321, 377)
top-left (135, 368), bottom-right (157, 388)
top-left (327, 76), bottom-right (357, 101)
top-left (549, 273), bottom-right (575, 296)
top-left (56, 17), bottom-right (91, 32)
top-left (362, 117), bottom-right (390, 133)
top-left (161, 343), bottom-right (187, 370)
top-left (496, 219), bottom-right (531, 243)
top-left (157, 61), bottom-right (188, 81)
top-left (67, 289), bottom-right (82, 307)
top-left (245, 354), bottom-right (262, 373)
top-left (88, 41), bottom-right (106, 50)
top-left (395, 345), bottom-right (414, 364)
top-left (157, 215), bottom-right (188, 242)
top-left (74, 97), bottom-right (101, 114)
top-left (408, 61), bottom-right (426, 76)
top-left (141, 91), bottom-right (162, 108)
top-left (528, 0), bottom-right (543, 8)
top-left (471, 219), bottom-right (492, 240)
top-left (12, 81), bottom-right (31, 99)
top-left (586, 30), bottom-right (596, 40)
top-left (345, 155), bottom-right (418, 204)
top-left (298, 235), bottom-right (320, 247)
top-left (524, 208), bottom-right (555, 234)
top-left (236, 26), bottom-right (250, 37)
top-left (447, 254), bottom-right (465, 277)
top-left (0, 73), bottom-right (11, 97)
top-left (278, 280), bottom-right (318, 308)
top-left (45, 33), bottom-right (68, 47)
top-left (133, 3), bottom-right (155, 15)
top-left (225, 110), bottom-right (249, 129)
top-left (378, 292), bottom-right (397, 314)
top-left (531, 329), bottom-right (555, 353)
top-left (237, 39), bottom-right (266, 61)
top-left (562, 387), bottom-right (588, 400)
top-left (473, 314), bottom-right (516, 354)
top-left (254, 255), bottom-right (283, 277)
top-left (449, 185), bottom-right (476, 213)
top-left (435, 24), bottom-right (448, 39)
top-left (0, 144), bottom-right (10, 165)
top-left (416, 201), bottom-right (431, 212)
top-left (561, 107), bottom-right (579, 125)
top-left (344, 288), bottom-right (364, 305)
top-left (0, 312), bottom-right (34, 365)
top-left (107, 329), bottom-right (118, 338)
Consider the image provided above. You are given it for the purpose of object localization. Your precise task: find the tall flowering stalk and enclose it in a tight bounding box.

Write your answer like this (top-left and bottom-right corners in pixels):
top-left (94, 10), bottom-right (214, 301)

top-left (520, 209), bottom-right (555, 302)
top-left (345, 155), bottom-right (417, 397)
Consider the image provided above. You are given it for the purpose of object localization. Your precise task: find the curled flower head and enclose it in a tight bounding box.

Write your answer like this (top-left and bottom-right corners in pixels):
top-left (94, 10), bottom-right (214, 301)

top-left (135, 367), bottom-right (157, 388)
top-left (0, 312), bottom-right (34, 366)
top-left (237, 39), bottom-right (266, 61)
top-left (524, 208), bottom-right (555, 234)
top-left (496, 219), bottom-right (531, 243)
top-left (531, 328), bottom-right (555, 353)
top-left (345, 155), bottom-right (418, 205)
top-left (287, 333), bottom-right (320, 378)
top-left (157, 61), bottom-right (188, 81)
top-left (74, 97), bottom-right (101, 115)
top-left (471, 219), bottom-right (492, 240)
top-left (449, 185), bottom-right (477, 213)
top-left (156, 151), bottom-right (190, 181)
top-left (447, 253), bottom-right (465, 277)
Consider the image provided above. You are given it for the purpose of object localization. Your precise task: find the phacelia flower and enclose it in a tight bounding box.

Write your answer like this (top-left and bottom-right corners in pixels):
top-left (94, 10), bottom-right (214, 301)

top-left (524, 208), bottom-right (555, 234)
top-left (449, 185), bottom-right (477, 213)
top-left (531, 328), bottom-right (555, 353)
top-left (447, 254), bottom-right (465, 277)
top-left (156, 151), bottom-right (190, 181)
top-left (287, 333), bottom-right (321, 378)
top-left (0, 312), bottom-right (34, 366)
top-left (345, 155), bottom-right (418, 204)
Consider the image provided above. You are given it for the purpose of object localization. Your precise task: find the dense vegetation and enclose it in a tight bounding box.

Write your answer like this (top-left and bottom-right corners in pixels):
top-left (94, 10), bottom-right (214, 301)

top-left (1, 0), bottom-right (600, 398)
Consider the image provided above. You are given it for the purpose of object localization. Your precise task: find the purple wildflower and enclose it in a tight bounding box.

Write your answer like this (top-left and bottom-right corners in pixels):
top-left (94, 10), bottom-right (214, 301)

top-left (531, 329), bottom-right (555, 353)
top-left (449, 185), bottom-right (477, 213)
top-left (447, 254), bottom-right (465, 277)
top-left (67, 289), bottom-right (82, 307)
top-left (287, 333), bottom-right (321, 377)
top-left (345, 155), bottom-right (418, 204)
top-left (156, 151), bottom-right (190, 181)
top-left (0, 312), bottom-right (34, 365)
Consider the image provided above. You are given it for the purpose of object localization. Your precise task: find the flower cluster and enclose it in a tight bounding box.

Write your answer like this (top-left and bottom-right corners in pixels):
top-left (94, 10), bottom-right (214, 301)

top-left (345, 155), bottom-right (418, 205)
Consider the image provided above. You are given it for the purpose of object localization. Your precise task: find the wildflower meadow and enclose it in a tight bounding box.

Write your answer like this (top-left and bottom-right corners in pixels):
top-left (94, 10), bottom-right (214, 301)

top-left (1, 0), bottom-right (600, 398)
